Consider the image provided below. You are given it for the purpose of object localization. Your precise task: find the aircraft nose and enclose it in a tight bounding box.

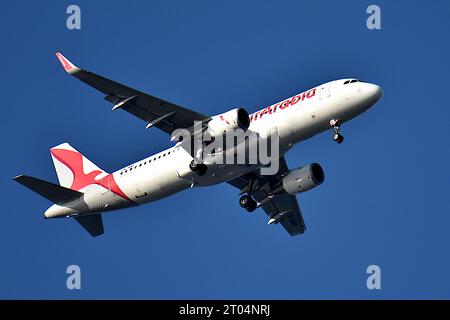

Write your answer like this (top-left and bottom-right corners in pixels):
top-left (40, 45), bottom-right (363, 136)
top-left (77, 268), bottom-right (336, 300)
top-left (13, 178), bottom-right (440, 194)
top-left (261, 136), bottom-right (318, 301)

top-left (365, 83), bottom-right (383, 103)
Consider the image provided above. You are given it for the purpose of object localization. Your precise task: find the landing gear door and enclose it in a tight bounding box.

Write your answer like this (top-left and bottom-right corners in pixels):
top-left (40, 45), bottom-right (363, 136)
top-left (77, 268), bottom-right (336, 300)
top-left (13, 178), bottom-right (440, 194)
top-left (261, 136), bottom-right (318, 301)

top-left (319, 82), bottom-right (331, 100)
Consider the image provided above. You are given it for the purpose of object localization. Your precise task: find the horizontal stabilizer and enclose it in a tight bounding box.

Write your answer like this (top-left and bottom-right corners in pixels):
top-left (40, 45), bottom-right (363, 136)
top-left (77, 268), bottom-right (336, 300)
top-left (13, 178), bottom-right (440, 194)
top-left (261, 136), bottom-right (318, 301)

top-left (74, 214), bottom-right (104, 237)
top-left (14, 175), bottom-right (83, 205)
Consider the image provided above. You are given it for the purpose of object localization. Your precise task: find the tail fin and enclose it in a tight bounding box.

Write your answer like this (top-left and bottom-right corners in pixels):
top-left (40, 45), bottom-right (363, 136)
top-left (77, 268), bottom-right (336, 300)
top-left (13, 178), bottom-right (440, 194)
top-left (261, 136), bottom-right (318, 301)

top-left (50, 143), bottom-right (108, 191)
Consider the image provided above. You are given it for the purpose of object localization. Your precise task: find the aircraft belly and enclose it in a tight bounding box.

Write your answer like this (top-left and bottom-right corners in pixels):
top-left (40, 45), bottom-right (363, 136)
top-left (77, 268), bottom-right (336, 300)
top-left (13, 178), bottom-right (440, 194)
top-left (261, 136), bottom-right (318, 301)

top-left (195, 162), bottom-right (261, 186)
top-left (128, 166), bottom-right (192, 204)
top-left (45, 185), bottom-right (134, 218)
top-left (80, 185), bottom-right (132, 212)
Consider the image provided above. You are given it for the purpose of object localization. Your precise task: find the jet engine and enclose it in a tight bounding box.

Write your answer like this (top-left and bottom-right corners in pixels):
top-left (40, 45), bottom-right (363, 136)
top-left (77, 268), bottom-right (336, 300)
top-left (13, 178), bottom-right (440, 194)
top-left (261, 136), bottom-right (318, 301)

top-left (206, 108), bottom-right (250, 138)
top-left (282, 163), bottom-right (325, 195)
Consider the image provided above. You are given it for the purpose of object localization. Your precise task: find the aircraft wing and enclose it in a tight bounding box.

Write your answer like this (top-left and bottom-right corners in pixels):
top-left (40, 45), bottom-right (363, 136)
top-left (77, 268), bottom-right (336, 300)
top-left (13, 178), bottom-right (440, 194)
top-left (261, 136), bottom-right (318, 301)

top-left (227, 157), bottom-right (306, 236)
top-left (55, 52), bottom-right (209, 135)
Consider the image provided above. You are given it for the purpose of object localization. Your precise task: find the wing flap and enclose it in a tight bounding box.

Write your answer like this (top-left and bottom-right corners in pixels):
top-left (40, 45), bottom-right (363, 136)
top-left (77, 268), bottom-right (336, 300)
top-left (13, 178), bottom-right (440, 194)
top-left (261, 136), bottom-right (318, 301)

top-left (253, 189), bottom-right (306, 236)
top-left (227, 157), bottom-right (307, 236)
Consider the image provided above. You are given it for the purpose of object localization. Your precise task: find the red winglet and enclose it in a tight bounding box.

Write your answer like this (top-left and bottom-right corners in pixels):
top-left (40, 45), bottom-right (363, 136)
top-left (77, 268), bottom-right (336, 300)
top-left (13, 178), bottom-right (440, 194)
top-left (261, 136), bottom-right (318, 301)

top-left (55, 52), bottom-right (79, 73)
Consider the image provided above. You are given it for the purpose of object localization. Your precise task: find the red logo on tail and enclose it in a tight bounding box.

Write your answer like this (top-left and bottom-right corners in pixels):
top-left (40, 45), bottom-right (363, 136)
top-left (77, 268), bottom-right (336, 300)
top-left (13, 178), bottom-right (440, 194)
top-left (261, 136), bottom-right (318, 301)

top-left (51, 149), bottom-right (102, 190)
top-left (51, 148), bottom-right (130, 200)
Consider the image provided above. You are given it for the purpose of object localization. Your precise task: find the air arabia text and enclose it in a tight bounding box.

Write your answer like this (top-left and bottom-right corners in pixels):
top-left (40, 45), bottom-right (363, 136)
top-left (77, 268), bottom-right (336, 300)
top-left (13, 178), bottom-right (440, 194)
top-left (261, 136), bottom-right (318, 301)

top-left (250, 88), bottom-right (316, 122)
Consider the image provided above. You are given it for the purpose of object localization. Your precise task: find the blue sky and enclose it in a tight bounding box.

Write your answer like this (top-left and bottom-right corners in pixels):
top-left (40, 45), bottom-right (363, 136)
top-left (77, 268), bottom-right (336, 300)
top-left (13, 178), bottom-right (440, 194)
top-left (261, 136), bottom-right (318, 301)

top-left (1, 0), bottom-right (449, 299)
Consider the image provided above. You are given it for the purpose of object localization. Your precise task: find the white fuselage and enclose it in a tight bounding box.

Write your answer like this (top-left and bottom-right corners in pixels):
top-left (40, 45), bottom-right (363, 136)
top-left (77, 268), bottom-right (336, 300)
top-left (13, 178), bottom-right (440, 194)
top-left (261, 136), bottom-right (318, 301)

top-left (45, 79), bottom-right (382, 218)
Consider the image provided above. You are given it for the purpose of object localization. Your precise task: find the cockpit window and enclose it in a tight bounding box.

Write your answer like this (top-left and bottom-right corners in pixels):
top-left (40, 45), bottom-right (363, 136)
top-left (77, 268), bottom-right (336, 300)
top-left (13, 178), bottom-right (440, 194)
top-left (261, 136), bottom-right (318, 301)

top-left (344, 79), bottom-right (360, 85)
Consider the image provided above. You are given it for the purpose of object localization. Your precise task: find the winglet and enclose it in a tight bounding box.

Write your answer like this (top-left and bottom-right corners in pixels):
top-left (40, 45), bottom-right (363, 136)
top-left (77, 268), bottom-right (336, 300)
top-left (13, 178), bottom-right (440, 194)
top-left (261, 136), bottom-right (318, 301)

top-left (55, 52), bottom-right (80, 74)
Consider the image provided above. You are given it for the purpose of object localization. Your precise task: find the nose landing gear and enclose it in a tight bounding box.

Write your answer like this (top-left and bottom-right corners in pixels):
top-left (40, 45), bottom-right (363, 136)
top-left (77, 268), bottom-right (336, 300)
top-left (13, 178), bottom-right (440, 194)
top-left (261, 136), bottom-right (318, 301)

top-left (330, 119), bottom-right (344, 144)
top-left (239, 194), bottom-right (257, 212)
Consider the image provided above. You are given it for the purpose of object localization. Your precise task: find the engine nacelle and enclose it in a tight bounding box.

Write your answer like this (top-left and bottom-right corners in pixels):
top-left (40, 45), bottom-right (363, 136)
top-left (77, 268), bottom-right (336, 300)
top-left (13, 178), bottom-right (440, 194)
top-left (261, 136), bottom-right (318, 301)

top-left (207, 108), bottom-right (250, 138)
top-left (282, 163), bottom-right (325, 195)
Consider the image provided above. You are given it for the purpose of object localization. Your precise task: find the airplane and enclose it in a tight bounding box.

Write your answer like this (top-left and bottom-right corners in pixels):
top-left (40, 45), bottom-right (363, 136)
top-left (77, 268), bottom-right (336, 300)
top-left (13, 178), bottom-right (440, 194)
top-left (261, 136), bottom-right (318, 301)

top-left (14, 52), bottom-right (383, 237)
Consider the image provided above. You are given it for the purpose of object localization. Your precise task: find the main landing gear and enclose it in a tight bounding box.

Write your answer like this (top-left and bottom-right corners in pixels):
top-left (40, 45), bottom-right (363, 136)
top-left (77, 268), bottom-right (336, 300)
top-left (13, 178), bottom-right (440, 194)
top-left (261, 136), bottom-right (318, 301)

top-left (189, 160), bottom-right (207, 176)
top-left (239, 194), bottom-right (257, 212)
top-left (330, 119), bottom-right (344, 144)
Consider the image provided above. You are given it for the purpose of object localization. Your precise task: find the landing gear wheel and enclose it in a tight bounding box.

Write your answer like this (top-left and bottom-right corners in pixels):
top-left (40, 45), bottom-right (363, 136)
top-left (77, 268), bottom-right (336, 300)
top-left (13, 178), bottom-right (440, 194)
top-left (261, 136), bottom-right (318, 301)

top-left (333, 133), bottom-right (344, 144)
top-left (239, 195), bottom-right (251, 207)
top-left (189, 160), bottom-right (198, 171)
top-left (189, 160), bottom-right (208, 176)
top-left (330, 119), bottom-right (344, 144)
top-left (239, 195), bottom-right (257, 212)
top-left (197, 164), bottom-right (207, 176)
